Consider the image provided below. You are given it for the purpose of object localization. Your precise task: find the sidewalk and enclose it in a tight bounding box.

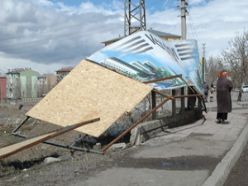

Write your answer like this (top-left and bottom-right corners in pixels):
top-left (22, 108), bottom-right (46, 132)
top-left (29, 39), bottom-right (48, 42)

top-left (70, 101), bottom-right (248, 186)
top-left (1, 99), bottom-right (248, 186)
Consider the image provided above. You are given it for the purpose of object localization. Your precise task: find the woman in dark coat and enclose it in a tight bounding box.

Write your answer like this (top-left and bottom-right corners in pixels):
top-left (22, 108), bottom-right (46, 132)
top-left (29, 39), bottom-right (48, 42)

top-left (216, 71), bottom-right (233, 123)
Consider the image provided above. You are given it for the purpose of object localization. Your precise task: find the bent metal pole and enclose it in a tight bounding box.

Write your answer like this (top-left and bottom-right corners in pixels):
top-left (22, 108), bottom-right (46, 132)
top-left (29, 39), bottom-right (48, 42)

top-left (102, 97), bottom-right (171, 154)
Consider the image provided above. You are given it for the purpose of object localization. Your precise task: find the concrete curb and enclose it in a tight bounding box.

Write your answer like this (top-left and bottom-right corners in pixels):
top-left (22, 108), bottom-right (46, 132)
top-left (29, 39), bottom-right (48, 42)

top-left (202, 121), bottom-right (248, 186)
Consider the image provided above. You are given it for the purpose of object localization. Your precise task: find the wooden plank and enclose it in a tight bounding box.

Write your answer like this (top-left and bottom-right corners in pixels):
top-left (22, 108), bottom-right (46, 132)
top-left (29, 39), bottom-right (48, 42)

top-left (0, 117), bottom-right (100, 160)
top-left (26, 60), bottom-right (152, 137)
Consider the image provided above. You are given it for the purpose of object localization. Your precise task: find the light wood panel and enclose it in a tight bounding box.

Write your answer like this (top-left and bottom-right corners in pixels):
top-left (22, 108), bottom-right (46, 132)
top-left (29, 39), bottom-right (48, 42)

top-left (27, 60), bottom-right (152, 137)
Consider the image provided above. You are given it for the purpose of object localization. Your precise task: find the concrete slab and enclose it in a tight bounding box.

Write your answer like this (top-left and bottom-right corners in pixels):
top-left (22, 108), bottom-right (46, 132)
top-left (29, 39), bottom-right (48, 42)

top-left (71, 168), bottom-right (208, 186)
top-left (131, 111), bottom-right (247, 159)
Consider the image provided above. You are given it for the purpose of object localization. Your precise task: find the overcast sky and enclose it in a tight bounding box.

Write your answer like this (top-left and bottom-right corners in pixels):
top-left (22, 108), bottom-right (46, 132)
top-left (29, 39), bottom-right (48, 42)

top-left (0, 0), bottom-right (247, 74)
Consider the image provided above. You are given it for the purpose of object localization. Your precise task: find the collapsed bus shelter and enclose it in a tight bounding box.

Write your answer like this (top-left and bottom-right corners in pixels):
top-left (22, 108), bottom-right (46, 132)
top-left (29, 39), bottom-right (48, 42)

top-left (0, 31), bottom-right (206, 159)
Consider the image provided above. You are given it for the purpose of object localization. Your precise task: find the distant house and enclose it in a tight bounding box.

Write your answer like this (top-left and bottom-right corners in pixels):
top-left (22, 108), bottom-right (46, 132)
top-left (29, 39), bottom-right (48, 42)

top-left (6, 68), bottom-right (23, 99)
top-left (56, 67), bottom-right (74, 83)
top-left (37, 74), bottom-right (57, 97)
top-left (6, 68), bottom-right (39, 100)
top-left (102, 29), bottom-right (181, 46)
top-left (0, 76), bottom-right (6, 101)
top-left (37, 75), bottom-right (46, 97)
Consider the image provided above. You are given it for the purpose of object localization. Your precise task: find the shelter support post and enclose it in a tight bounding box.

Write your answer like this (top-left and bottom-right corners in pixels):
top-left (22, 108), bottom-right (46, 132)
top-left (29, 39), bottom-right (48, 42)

top-left (180, 87), bottom-right (185, 113)
top-left (172, 89), bottom-right (176, 116)
top-left (201, 95), bottom-right (207, 112)
top-left (187, 86), bottom-right (196, 109)
top-left (198, 96), bottom-right (202, 110)
top-left (102, 97), bottom-right (171, 154)
top-left (151, 91), bottom-right (156, 119)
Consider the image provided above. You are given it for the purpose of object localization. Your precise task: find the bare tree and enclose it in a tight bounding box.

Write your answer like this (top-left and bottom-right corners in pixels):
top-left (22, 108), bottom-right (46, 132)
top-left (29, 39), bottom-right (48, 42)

top-left (206, 56), bottom-right (224, 85)
top-left (223, 31), bottom-right (248, 101)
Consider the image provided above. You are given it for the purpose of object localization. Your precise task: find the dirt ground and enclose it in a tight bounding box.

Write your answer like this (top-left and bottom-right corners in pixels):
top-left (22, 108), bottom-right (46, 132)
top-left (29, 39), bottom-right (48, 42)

top-left (0, 105), bottom-right (122, 186)
top-left (0, 104), bottom-right (216, 186)
top-left (0, 104), bottom-right (211, 186)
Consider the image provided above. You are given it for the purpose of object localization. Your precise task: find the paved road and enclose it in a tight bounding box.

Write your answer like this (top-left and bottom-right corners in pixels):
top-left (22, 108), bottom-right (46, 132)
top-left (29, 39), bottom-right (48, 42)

top-left (224, 116), bottom-right (248, 186)
top-left (222, 91), bottom-right (248, 186)
top-left (224, 142), bottom-right (248, 186)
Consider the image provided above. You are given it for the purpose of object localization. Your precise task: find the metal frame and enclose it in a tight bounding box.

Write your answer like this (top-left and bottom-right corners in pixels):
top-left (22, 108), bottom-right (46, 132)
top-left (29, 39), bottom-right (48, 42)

top-left (102, 96), bottom-right (172, 153)
top-left (101, 74), bottom-right (207, 153)
top-left (12, 116), bottom-right (30, 133)
top-left (177, 76), bottom-right (207, 112)
top-left (11, 74), bottom-right (206, 155)
top-left (143, 74), bottom-right (206, 112)
top-left (12, 132), bottom-right (103, 154)
top-left (2, 118), bottom-right (100, 159)
top-left (143, 75), bottom-right (182, 84)
top-left (11, 117), bottom-right (103, 154)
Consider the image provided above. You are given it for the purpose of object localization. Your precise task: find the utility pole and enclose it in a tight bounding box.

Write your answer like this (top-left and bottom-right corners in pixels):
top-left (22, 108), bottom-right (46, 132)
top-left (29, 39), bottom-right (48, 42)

top-left (124, 0), bottom-right (146, 36)
top-left (180, 0), bottom-right (188, 40)
top-left (202, 43), bottom-right (206, 83)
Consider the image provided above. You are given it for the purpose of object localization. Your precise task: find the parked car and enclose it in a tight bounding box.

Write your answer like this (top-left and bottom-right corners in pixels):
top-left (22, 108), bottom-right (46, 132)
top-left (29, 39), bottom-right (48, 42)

top-left (242, 84), bottom-right (248, 93)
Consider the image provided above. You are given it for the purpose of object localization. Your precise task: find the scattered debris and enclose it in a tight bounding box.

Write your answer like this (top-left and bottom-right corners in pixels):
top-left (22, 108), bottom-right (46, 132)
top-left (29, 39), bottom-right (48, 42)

top-left (43, 157), bottom-right (61, 164)
top-left (93, 143), bottom-right (102, 151)
top-left (110, 143), bottom-right (127, 151)
top-left (72, 134), bottom-right (97, 150)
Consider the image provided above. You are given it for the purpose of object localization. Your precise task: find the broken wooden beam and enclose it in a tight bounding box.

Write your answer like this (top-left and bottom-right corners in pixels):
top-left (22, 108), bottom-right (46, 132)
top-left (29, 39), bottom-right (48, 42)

top-left (0, 117), bottom-right (100, 160)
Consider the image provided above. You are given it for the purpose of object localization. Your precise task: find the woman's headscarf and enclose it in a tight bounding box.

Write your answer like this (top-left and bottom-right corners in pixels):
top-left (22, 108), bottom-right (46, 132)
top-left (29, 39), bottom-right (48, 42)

top-left (218, 71), bottom-right (228, 78)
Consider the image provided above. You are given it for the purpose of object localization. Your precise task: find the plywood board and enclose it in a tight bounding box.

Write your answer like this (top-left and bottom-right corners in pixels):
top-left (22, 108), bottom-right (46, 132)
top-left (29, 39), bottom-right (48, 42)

top-left (27, 60), bottom-right (152, 137)
top-left (0, 117), bottom-right (100, 159)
